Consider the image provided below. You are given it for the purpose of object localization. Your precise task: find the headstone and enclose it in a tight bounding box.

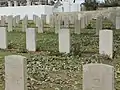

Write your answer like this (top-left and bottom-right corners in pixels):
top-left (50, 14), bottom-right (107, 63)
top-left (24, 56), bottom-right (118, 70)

top-left (49, 15), bottom-right (55, 30)
top-left (81, 16), bottom-right (85, 29)
top-left (55, 15), bottom-right (60, 34)
top-left (7, 15), bottom-right (13, 32)
top-left (99, 30), bottom-right (113, 58)
top-left (13, 16), bottom-right (16, 27)
top-left (41, 14), bottom-right (46, 24)
top-left (8, 1), bottom-right (12, 7)
top-left (46, 15), bottom-right (50, 24)
top-left (16, 15), bottom-right (20, 25)
top-left (14, 1), bottom-right (18, 6)
top-left (0, 27), bottom-right (7, 49)
top-left (5, 55), bottom-right (27, 90)
top-left (116, 16), bottom-right (120, 29)
top-left (83, 63), bottom-right (114, 90)
top-left (1, 16), bottom-right (5, 26)
top-left (84, 15), bottom-right (88, 26)
top-left (37, 18), bottom-right (44, 33)
top-left (26, 0), bottom-right (31, 6)
top-left (74, 14), bottom-right (81, 34)
top-left (96, 15), bottom-right (102, 35)
top-left (33, 14), bottom-right (36, 23)
top-left (35, 16), bottom-right (39, 27)
top-left (22, 15), bottom-right (28, 32)
top-left (59, 29), bottom-right (70, 53)
top-left (4, 15), bottom-right (8, 23)
top-left (110, 12), bottom-right (116, 26)
top-left (26, 28), bottom-right (36, 51)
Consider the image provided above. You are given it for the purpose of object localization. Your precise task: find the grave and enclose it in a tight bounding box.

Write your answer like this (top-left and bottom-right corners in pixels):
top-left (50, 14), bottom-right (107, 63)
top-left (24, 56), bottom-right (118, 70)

top-left (59, 28), bottom-right (70, 53)
top-left (5, 55), bottom-right (27, 90)
top-left (7, 15), bottom-right (13, 32)
top-left (96, 15), bottom-right (103, 35)
top-left (116, 16), bottom-right (120, 29)
top-left (0, 27), bottom-right (7, 49)
top-left (83, 63), bottom-right (114, 90)
top-left (99, 30), bottom-right (113, 58)
top-left (26, 28), bottom-right (36, 51)
top-left (22, 15), bottom-right (28, 32)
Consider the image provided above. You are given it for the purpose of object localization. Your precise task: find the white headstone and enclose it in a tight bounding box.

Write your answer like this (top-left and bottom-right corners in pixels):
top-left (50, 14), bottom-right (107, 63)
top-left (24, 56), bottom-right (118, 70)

top-left (22, 15), bottom-right (28, 32)
top-left (5, 55), bottom-right (27, 90)
top-left (59, 29), bottom-right (70, 53)
top-left (26, 0), bottom-right (31, 6)
top-left (0, 27), bottom-right (7, 49)
top-left (81, 16), bottom-right (85, 29)
top-left (55, 15), bottom-right (60, 34)
top-left (99, 30), bottom-right (113, 58)
top-left (96, 16), bottom-right (102, 35)
top-left (8, 1), bottom-right (12, 7)
top-left (37, 18), bottom-right (44, 33)
top-left (1, 16), bottom-right (5, 26)
top-left (116, 16), bottom-right (120, 29)
top-left (75, 15), bottom-right (81, 34)
top-left (14, 1), bottom-right (18, 6)
top-left (26, 28), bottom-right (36, 51)
top-left (8, 15), bottom-right (13, 32)
top-left (83, 63), bottom-right (114, 90)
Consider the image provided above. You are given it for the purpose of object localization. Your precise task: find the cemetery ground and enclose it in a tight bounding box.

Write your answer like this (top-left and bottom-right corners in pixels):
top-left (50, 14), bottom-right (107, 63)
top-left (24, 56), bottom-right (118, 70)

top-left (0, 20), bottom-right (120, 90)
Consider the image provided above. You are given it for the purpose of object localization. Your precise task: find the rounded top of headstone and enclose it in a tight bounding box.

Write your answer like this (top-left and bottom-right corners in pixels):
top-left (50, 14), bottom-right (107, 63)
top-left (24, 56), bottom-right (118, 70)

top-left (83, 63), bottom-right (113, 68)
top-left (5, 55), bottom-right (26, 60)
top-left (100, 29), bottom-right (113, 32)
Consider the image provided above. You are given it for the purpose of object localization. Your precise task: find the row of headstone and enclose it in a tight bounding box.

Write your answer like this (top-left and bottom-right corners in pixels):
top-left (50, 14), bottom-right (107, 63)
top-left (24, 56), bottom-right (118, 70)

top-left (0, 13), bottom-right (106, 34)
top-left (4, 55), bottom-right (114, 90)
top-left (0, 27), bottom-right (113, 58)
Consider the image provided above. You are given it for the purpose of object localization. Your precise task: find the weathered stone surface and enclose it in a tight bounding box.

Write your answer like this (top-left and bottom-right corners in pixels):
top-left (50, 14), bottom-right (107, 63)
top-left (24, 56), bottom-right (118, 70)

top-left (116, 16), bottom-right (120, 29)
top-left (96, 15), bottom-right (103, 35)
top-left (83, 63), bottom-right (114, 90)
top-left (1, 16), bottom-right (5, 26)
top-left (37, 17), bottom-right (44, 33)
top-left (55, 15), bottom-right (60, 34)
top-left (74, 14), bottom-right (81, 34)
top-left (5, 55), bottom-right (27, 90)
top-left (0, 27), bottom-right (7, 49)
top-left (7, 15), bottom-right (13, 32)
top-left (99, 30), bottom-right (113, 58)
top-left (26, 28), bottom-right (36, 51)
top-left (22, 15), bottom-right (28, 32)
top-left (59, 29), bottom-right (70, 53)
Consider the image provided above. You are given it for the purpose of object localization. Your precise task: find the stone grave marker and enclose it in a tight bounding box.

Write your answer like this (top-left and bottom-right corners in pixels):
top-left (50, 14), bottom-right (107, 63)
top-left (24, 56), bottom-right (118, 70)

top-left (74, 14), bottom-right (81, 34)
top-left (0, 27), bottom-right (7, 49)
top-left (99, 30), bottom-right (113, 58)
top-left (41, 14), bottom-right (46, 24)
top-left (46, 15), bottom-right (50, 24)
top-left (83, 63), bottom-right (114, 90)
top-left (116, 16), bottom-right (120, 29)
top-left (13, 16), bottom-right (16, 27)
top-left (55, 15), bottom-right (60, 34)
top-left (37, 17), bottom-right (44, 33)
top-left (49, 15), bottom-right (55, 30)
top-left (1, 16), bottom-right (5, 26)
top-left (81, 16), bottom-right (85, 29)
top-left (5, 55), bottom-right (27, 90)
top-left (22, 15), bottom-right (28, 32)
top-left (16, 15), bottom-right (20, 26)
top-left (26, 28), bottom-right (36, 51)
top-left (96, 15), bottom-right (103, 35)
top-left (59, 28), bottom-right (70, 53)
top-left (7, 15), bottom-right (13, 32)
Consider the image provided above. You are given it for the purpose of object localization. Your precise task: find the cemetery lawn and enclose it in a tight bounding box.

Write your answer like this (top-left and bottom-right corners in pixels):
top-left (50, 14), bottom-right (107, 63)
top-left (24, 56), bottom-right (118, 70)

top-left (0, 22), bottom-right (120, 90)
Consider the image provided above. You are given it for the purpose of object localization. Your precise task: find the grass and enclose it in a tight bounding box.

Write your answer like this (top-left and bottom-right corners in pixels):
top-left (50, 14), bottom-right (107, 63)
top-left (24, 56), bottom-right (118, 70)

top-left (0, 19), bottom-right (120, 90)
